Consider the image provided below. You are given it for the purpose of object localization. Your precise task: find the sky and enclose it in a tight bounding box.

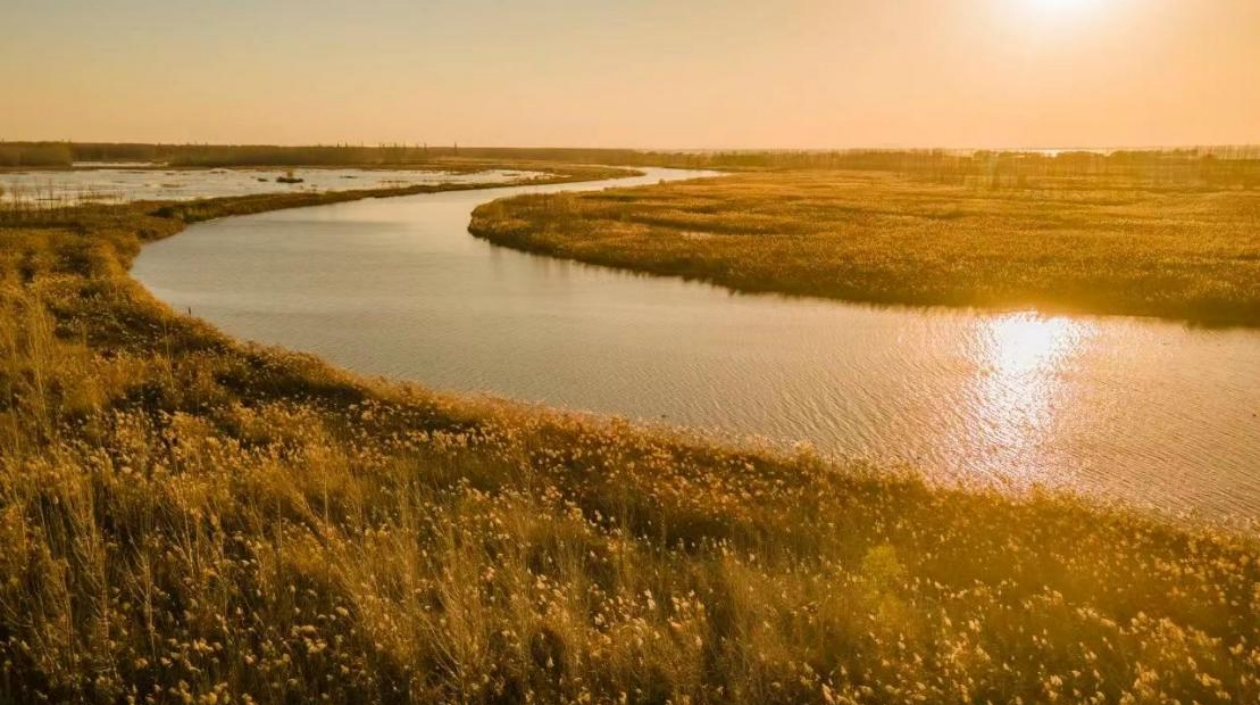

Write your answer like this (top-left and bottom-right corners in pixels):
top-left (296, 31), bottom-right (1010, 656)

top-left (1, 0), bottom-right (1257, 149)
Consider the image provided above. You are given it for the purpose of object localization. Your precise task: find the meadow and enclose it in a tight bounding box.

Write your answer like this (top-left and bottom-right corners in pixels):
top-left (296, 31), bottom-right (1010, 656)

top-left (469, 158), bottom-right (1260, 326)
top-left (0, 159), bottom-right (1256, 704)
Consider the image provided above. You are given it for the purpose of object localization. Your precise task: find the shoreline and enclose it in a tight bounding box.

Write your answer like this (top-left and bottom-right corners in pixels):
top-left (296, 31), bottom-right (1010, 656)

top-left (2, 162), bottom-right (1257, 703)
top-left (468, 170), bottom-right (1260, 329)
top-left (129, 167), bottom-right (1258, 529)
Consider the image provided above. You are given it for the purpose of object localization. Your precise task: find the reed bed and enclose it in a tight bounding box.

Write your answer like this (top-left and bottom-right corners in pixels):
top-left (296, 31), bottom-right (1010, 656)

top-left (0, 167), bottom-right (1256, 704)
top-left (470, 166), bottom-right (1260, 326)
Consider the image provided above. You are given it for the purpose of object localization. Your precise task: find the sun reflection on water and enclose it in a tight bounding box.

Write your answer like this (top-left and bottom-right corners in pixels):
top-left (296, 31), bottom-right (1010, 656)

top-left (961, 311), bottom-right (1096, 486)
top-left (982, 312), bottom-right (1087, 377)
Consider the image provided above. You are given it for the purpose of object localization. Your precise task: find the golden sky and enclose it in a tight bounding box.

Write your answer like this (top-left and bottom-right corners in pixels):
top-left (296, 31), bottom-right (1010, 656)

top-left (1, 0), bottom-right (1257, 148)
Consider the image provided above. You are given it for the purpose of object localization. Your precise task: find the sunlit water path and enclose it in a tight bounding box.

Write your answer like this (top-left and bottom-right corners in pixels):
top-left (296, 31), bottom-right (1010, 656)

top-left (133, 168), bottom-right (1260, 520)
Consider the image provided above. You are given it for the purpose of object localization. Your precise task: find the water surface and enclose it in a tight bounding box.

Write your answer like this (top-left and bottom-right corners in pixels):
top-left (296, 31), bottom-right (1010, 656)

top-left (133, 168), bottom-right (1260, 520)
top-left (2, 166), bottom-right (541, 204)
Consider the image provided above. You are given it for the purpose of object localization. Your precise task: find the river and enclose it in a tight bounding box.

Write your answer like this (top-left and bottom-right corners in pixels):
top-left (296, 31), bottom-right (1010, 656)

top-left (132, 167), bottom-right (1260, 521)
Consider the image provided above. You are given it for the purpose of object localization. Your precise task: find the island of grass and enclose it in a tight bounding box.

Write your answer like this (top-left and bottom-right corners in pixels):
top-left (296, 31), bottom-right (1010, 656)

top-left (1, 159), bottom-right (1258, 704)
top-left (469, 154), bottom-right (1260, 326)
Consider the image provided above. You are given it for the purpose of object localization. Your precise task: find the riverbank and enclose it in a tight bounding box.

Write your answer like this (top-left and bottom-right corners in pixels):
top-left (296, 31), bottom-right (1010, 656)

top-left (469, 169), bottom-right (1260, 326)
top-left (1, 167), bottom-right (1257, 704)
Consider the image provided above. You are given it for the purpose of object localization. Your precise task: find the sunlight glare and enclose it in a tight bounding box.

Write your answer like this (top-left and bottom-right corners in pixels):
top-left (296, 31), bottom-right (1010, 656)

top-left (956, 311), bottom-right (1096, 485)
top-left (983, 312), bottom-right (1083, 377)
top-left (1025, 0), bottom-right (1103, 23)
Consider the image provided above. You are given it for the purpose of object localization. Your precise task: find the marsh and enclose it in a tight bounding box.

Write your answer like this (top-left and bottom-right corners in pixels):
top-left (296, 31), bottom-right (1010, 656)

top-left (134, 168), bottom-right (1260, 520)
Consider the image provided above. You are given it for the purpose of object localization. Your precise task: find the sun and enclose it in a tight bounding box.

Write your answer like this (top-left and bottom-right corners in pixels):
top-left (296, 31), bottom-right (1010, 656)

top-left (1015, 0), bottom-right (1109, 32)
top-left (1028, 0), bottom-right (1100, 18)
top-left (1032, 0), bottom-right (1095, 9)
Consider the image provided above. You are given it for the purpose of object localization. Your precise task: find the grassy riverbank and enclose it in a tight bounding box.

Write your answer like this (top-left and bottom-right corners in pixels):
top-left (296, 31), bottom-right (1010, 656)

top-left (469, 167), bottom-right (1260, 326)
top-left (1, 166), bottom-right (1257, 704)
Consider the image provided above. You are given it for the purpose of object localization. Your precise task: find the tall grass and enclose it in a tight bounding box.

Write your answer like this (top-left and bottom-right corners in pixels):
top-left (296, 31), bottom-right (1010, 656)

top-left (0, 169), bottom-right (1257, 704)
top-left (470, 167), bottom-right (1260, 326)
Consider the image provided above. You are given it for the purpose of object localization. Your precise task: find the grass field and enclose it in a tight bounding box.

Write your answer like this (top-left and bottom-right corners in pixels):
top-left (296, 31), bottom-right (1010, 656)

top-left (469, 167), bottom-right (1260, 326)
top-left (1, 164), bottom-right (1258, 704)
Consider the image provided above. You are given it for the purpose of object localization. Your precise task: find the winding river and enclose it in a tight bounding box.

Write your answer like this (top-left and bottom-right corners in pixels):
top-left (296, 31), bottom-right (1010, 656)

top-left (133, 168), bottom-right (1260, 521)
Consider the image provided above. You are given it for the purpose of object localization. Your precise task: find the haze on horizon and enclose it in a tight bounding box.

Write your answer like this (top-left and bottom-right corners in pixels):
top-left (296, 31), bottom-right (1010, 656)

top-left (2, 0), bottom-right (1257, 150)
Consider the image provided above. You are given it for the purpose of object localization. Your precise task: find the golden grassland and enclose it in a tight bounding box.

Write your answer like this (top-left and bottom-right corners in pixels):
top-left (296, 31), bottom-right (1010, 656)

top-left (469, 167), bottom-right (1260, 326)
top-left (0, 165), bottom-right (1258, 704)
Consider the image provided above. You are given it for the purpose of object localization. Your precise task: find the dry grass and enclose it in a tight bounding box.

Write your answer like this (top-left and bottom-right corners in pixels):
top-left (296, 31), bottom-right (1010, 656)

top-left (0, 169), bottom-right (1257, 704)
top-left (469, 167), bottom-right (1260, 326)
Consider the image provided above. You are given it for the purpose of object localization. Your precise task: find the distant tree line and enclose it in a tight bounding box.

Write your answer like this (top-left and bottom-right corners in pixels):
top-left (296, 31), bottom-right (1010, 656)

top-left (0, 142), bottom-right (655, 168)
top-left (633, 147), bottom-right (1260, 187)
top-left (3, 141), bottom-right (1258, 187)
top-left (0, 142), bottom-right (73, 167)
